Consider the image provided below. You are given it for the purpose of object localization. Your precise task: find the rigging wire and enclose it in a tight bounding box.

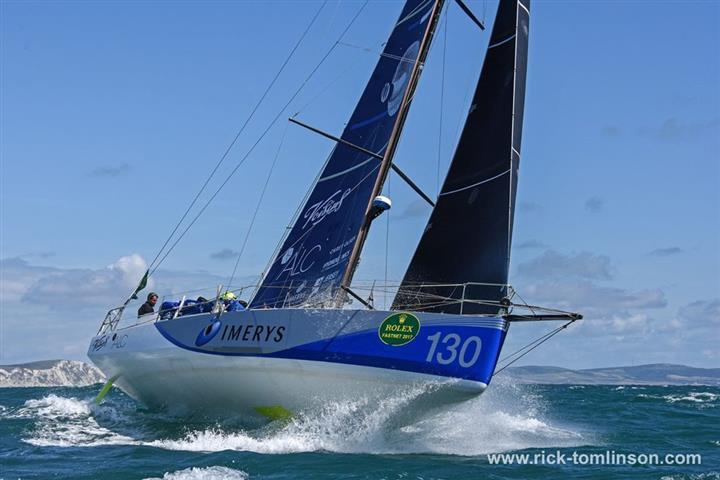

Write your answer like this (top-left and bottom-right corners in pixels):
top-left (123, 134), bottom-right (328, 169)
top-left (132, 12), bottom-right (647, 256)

top-left (493, 319), bottom-right (577, 375)
top-left (510, 287), bottom-right (538, 317)
top-left (146, 1), bottom-right (329, 274)
top-left (292, 59), bottom-right (360, 117)
top-left (225, 122), bottom-right (289, 292)
top-left (336, 41), bottom-right (419, 65)
top-left (253, 144), bottom-right (332, 292)
top-left (148, 0), bottom-right (370, 277)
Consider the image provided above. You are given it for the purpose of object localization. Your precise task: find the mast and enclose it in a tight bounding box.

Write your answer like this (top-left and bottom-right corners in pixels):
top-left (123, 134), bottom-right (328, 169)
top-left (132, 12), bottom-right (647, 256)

top-left (338, 0), bottom-right (445, 304)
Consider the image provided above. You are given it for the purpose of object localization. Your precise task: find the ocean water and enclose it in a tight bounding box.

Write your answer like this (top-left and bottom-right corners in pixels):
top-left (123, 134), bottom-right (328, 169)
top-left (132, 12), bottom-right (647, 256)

top-left (0, 380), bottom-right (718, 479)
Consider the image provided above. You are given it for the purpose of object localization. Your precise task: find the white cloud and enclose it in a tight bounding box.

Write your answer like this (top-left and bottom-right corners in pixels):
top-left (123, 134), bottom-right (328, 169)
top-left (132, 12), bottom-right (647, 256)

top-left (0, 255), bottom-right (257, 363)
top-left (607, 313), bottom-right (651, 334)
top-left (0, 258), bottom-right (58, 303)
top-left (110, 254), bottom-right (149, 291)
top-left (511, 249), bottom-right (670, 343)
top-left (521, 280), bottom-right (666, 310)
top-left (678, 299), bottom-right (720, 325)
top-left (18, 254), bottom-right (154, 310)
top-left (517, 250), bottom-right (614, 281)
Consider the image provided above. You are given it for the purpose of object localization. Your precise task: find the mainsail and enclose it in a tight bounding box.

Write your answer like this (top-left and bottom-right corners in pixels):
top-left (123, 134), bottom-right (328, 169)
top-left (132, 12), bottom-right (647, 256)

top-left (394, 0), bottom-right (530, 314)
top-left (251, 0), bottom-right (442, 309)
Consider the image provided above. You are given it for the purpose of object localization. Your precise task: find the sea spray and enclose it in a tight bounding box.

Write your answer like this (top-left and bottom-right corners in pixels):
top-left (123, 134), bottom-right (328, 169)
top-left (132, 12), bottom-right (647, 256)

top-left (16, 380), bottom-right (585, 456)
top-left (143, 466), bottom-right (249, 480)
top-left (18, 394), bottom-right (137, 447)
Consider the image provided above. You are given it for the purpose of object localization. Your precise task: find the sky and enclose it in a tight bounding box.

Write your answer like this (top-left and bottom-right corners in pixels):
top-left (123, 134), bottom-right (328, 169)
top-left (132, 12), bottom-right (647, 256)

top-left (0, 0), bottom-right (718, 368)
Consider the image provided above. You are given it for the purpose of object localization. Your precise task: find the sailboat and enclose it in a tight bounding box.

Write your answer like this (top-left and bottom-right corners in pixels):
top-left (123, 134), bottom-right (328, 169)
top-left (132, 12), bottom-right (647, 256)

top-left (88, 0), bottom-right (580, 419)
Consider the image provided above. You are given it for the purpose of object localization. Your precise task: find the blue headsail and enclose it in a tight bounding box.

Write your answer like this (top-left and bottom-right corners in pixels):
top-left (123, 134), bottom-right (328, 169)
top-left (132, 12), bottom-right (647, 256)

top-left (250, 0), bottom-right (438, 309)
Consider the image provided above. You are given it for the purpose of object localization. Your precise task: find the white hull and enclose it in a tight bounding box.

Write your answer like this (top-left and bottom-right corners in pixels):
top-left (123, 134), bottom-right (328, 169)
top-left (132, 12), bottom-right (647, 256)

top-left (89, 309), bottom-right (506, 420)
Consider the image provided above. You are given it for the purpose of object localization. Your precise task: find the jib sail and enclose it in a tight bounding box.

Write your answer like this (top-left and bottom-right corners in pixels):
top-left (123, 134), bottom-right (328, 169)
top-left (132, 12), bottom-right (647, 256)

top-left (394, 0), bottom-right (530, 314)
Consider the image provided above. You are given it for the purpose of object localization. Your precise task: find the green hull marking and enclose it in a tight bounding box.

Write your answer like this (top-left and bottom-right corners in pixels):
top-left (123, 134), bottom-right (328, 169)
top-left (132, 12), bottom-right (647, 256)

top-left (255, 405), bottom-right (292, 420)
top-left (378, 312), bottom-right (420, 346)
top-left (94, 375), bottom-right (119, 404)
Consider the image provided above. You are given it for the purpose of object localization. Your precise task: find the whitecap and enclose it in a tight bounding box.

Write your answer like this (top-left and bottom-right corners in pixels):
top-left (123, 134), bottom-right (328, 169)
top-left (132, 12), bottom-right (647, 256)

top-left (143, 466), bottom-right (248, 480)
top-left (19, 394), bottom-right (138, 447)
top-left (663, 392), bottom-right (718, 404)
top-left (146, 428), bottom-right (315, 454)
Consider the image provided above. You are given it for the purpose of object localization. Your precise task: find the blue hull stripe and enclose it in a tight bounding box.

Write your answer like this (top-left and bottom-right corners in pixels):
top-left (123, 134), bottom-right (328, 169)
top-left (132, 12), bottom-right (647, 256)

top-left (155, 323), bottom-right (507, 384)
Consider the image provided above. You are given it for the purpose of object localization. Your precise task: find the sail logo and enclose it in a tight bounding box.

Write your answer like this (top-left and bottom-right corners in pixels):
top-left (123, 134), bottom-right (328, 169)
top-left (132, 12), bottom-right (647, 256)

top-left (378, 312), bottom-right (420, 346)
top-left (281, 248), bottom-right (294, 265)
top-left (381, 41), bottom-right (419, 117)
top-left (303, 189), bottom-right (351, 229)
top-left (277, 244), bottom-right (321, 279)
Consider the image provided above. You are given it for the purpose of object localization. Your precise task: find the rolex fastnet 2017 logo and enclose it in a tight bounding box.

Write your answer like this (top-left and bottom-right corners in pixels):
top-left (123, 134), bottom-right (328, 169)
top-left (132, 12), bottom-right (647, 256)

top-left (378, 312), bottom-right (420, 346)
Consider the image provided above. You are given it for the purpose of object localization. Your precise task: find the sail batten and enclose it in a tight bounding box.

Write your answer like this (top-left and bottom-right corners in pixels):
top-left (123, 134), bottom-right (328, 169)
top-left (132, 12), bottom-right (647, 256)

top-left (250, 0), bottom-right (440, 309)
top-left (394, 0), bottom-right (530, 315)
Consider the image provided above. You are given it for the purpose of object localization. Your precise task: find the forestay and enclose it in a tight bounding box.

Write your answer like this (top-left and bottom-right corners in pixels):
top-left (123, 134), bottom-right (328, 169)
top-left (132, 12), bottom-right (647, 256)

top-left (394, 0), bottom-right (530, 314)
top-left (251, 0), bottom-right (437, 309)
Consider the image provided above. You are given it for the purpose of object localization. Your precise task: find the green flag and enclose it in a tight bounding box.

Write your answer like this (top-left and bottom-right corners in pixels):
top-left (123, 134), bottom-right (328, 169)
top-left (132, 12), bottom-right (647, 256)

top-left (130, 269), bottom-right (149, 300)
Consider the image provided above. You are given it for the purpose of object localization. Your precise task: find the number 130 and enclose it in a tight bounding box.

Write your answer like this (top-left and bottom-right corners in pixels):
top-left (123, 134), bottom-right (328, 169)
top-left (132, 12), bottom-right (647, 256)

top-left (425, 332), bottom-right (482, 368)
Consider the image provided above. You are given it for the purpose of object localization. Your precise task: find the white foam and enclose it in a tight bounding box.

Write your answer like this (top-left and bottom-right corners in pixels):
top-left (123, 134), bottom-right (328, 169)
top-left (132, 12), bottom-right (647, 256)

top-left (383, 381), bottom-right (584, 455)
top-left (20, 381), bottom-right (586, 456)
top-left (148, 383), bottom-right (435, 454)
top-left (148, 380), bottom-right (585, 456)
top-left (19, 394), bottom-right (137, 447)
top-left (639, 391), bottom-right (718, 404)
top-left (660, 473), bottom-right (720, 480)
top-left (143, 466), bottom-right (248, 480)
top-left (147, 428), bottom-right (314, 454)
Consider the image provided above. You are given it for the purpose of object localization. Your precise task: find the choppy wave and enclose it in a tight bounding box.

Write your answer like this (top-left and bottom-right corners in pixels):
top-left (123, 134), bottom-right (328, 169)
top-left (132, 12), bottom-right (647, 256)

top-left (17, 379), bottom-right (585, 456)
top-left (659, 473), bottom-right (720, 480)
top-left (143, 466), bottom-right (248, 480)
top-left (18, 394), bottom-right (137, 447)
top-left (638, 391), bottom-right (718, 405)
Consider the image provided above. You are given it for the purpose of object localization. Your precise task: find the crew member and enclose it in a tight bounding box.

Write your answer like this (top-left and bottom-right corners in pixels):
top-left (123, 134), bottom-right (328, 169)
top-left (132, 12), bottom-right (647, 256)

top-left (138, 292), bottom-right (158, 317)
top-left (218, 291), bottom-right (245, 312)
top-left (219, 291), bottom-right (237, 302)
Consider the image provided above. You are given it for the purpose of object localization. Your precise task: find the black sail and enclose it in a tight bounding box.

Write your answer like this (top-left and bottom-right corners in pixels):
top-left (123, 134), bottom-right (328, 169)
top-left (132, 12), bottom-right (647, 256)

top-left (394, 0), bottom-right (530, 314)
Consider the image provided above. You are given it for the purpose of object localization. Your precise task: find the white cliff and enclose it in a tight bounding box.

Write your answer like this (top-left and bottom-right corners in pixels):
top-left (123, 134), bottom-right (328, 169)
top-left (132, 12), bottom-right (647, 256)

top-left (0, 360), bottom-right (105, 387)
